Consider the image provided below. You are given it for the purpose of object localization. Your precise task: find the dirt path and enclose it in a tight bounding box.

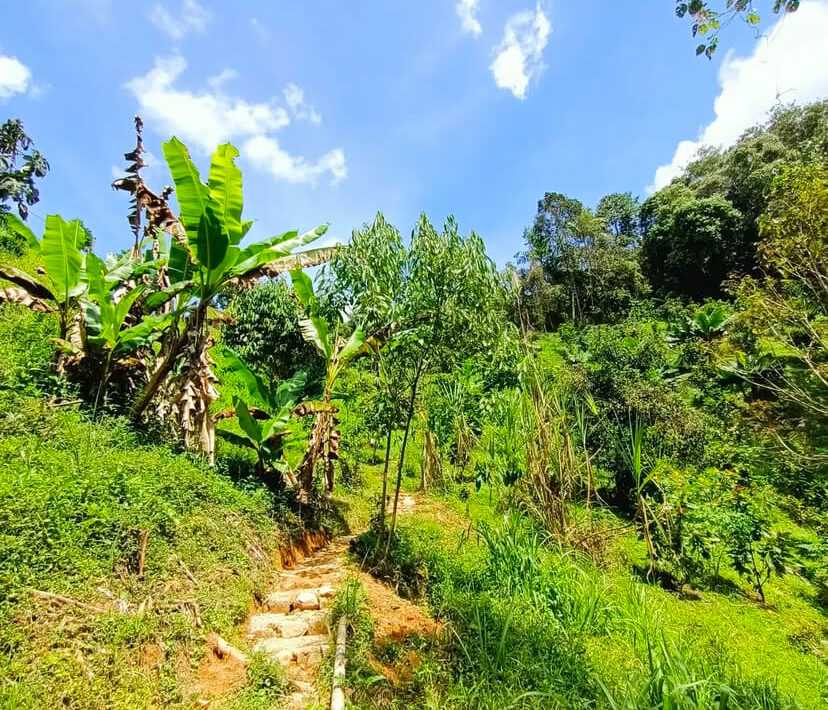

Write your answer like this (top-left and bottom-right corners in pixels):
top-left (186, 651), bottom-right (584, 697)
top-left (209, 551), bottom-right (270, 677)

top-left (240, 533), bottom-right (437, 709)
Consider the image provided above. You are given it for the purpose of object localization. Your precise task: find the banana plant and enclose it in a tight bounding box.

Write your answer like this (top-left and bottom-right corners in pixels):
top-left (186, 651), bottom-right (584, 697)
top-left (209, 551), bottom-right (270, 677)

top-left (82, 252), bottom-right (177, 405)
top-left (0, 214), bottom-right (92, 372)
top-left (290, 269), bottom-right (383, 496)
top-left (130, 138), bottom-right (337, 456)
top-left (214, 349), bottom-right (309, 488)
top-left (669, 302), bottom-right (732, 342)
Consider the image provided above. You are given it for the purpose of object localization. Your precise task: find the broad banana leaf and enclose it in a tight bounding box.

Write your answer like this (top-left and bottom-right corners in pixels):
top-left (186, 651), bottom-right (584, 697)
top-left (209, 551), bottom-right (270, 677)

top-left (215, 428), bottom-right (255, 450)
top-left (268, 223), bottom-right (328, 255)
top-left (261, 415), bottom-right (291, 443)
top-left (207, 144), bottom-right (244, 246)
top-left (234, 396), bottom-right (263, 445)
top-left (338, 328), bottom-right (367, 364)
top-left (162, 138), bottom-right (211, 241)
top-left (289, 268), bottom-right (315, 307)
top-left (299, 316), bottom-right (332, 360)
top-left (269, 370), bottom-right (308, 412)
top-left (168, 240), bottom-right (193, 286)
top-left (142, 280), bottom-right (193, 311)
top-left (253, 247), bottom-right (337, 280)
top-left (163, 138), bottom-right (230, 277)
top-left (229, 224), bottom-right (327, 277)
top-left (4, 214), bottom-right (40, 254)
top-left (222, 348), bottom-right (271, 408)
top-left (41, 216), bottom-right (88, 304)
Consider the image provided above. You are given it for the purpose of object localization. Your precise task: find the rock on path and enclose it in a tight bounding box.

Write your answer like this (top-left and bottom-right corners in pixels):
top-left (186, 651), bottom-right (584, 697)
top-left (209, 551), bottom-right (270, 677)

top-left (247, 539), bottom-right (350, 709)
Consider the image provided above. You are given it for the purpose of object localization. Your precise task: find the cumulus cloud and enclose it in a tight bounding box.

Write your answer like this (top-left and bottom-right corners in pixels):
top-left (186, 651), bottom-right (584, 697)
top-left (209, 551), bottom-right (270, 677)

top-left (456, 0), bottom-right (482, 35)
top-left (126, 56), bottom-right (346, 184)
top-left (0, 55), bottom-right (31, 99)
top-left (243, 136), bottom-right (346, 184)
top-left (490, 3), bottom-right (550, 99)
top-left (149, 0), bottom-right (211, 40)
top-left (650, 0), bottom-right (828, 192)
top-left (283, 83), bottom-right (321, 125)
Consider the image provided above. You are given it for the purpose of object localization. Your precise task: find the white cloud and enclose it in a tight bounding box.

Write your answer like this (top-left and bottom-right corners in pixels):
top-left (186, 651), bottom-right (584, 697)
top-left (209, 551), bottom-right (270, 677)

top-left (283, 83), bottom-right (321, 125)
top-left (243, 136), bottom-right (346, 184)
top-left (126, 56), bottom-right (346, 184)
top-left (0, 55), bottom-right (31, 99)
top-left (149, 0), bottom-right (211, 41)
top-left (490, 3), bottom-right (550, 99)
top-left (650, 0), bottom-right (828, 192)
top-left (208, 69), bottom-right (238, 91)
top-left (456, 0), bottom-right (482, 35)
top-left (126, 57), bottom-right (288, 153)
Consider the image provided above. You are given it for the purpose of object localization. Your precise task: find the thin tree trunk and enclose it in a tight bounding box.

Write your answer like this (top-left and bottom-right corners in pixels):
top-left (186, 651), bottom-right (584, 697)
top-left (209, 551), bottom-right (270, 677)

top-left (374, 427), bottom-right (393, 554)
top-left (386, 367), bottom-right (423, 556)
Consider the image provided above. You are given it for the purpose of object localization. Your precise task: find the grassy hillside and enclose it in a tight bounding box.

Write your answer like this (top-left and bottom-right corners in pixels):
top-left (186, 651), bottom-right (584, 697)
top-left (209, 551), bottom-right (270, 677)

top-left (339, 458), bottom-right (827, 710)
top-left (0, 302), bottom-right (338, 710)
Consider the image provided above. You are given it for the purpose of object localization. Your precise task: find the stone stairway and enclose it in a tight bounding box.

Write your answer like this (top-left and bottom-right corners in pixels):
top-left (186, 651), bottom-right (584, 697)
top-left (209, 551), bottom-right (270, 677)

top-left (246, 539), bottom-right (350, 708)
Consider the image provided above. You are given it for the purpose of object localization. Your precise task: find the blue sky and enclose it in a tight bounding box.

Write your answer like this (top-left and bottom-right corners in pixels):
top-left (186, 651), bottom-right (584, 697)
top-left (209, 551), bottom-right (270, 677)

top-left (3, 1), bottom-right (828, 265)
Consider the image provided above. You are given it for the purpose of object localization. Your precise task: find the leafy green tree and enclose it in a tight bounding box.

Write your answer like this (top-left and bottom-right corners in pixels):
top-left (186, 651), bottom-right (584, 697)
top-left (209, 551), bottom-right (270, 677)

top-left (223, 279), bottom-right (322, 383)
top-left (319, 213), bottom-right (408, 535)
top-left (0, 119), bottom-right (49, 221)
top-left (724, 493), bottom-right (794, 603)
top-left (385, 214), bottom-right (506, 542)
top-left (729, 163), bottom-right (828, 499)
top-left (640, 188), bottom-right (745, 298)
top-left (641, 101), bottom-right (827, 298)
top-left (521, 191), bottom-right (647, 326)
top-left (322, 212), bottom-right (507, 544)
top-left (596, 191), bottom-right (639, 244)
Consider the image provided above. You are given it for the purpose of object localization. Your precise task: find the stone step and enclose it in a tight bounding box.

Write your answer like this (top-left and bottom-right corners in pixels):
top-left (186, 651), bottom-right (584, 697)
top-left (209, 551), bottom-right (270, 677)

top-left (253, 633), bottom-right (329, 666)
top-left (262, 585), bottom-right (336, 613)
top-left (248, 610), bottom-right (328, 640)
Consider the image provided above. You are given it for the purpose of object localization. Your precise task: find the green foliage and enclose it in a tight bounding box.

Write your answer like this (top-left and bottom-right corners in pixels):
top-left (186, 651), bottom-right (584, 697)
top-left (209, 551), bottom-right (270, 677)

top-left (676, 1), bottom-right (800, 59)
top-left (231, 654), bottom-right (287, 709)
top-left (0, 303), bottom-right (57, 395)
top-left (729, 162), bottom-right (827, 503)
top-left (214, 348), bottom-right (309, 486)
top-left (0, 119), bottom-right (49, 220)
top-left (641, 101), bottom-right (827, 299)
top-left (222, 279), bottom-right (322, 383)
top-left (602, 634), bottom-right (801, 709)
top-left (723, 496), bottom-right (796, 604)
top-left (519, 191), bottom-right (648, 327)
top-left (641, 190), bottom-right (745, 299)
top-left (669, 301), bottom-right (732, 342)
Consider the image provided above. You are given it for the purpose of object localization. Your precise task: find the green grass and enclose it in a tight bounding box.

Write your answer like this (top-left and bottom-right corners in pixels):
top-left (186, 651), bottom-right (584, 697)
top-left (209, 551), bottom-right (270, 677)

top-left (0, 298), bottom-right (336, 709)
top-left (341, 465), bottom-right (827, 710)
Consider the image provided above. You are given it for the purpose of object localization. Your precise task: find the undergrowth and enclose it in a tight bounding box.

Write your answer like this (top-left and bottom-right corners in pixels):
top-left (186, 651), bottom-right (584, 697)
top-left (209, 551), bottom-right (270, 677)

top-left (349, 506), bottom-right (824, 710)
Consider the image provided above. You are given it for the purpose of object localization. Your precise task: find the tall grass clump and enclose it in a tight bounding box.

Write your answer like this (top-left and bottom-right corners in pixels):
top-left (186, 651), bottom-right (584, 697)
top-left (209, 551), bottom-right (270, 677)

top-left (601, 635), bottom-right (803, 710)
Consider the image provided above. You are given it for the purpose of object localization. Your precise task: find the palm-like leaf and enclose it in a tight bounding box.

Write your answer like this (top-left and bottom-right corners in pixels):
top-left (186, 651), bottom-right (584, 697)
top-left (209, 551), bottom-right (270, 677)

top-left (4, 214), bottom-right (40, 254)
top-left (207, 143), bottom-right (244, 246)
top-left (41, 216), bottom-right (88, 303)
top-left (222, 347), bottom-right (272, 407)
